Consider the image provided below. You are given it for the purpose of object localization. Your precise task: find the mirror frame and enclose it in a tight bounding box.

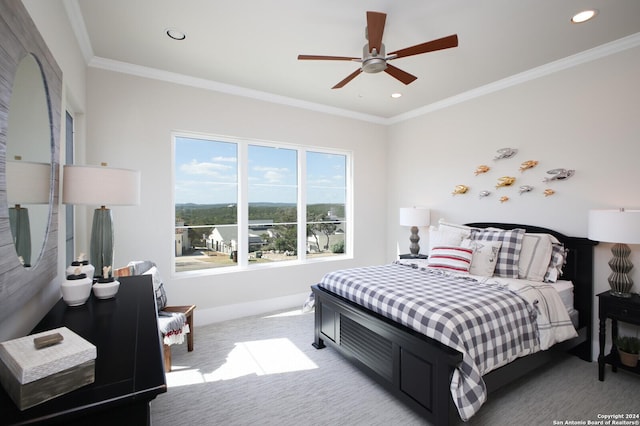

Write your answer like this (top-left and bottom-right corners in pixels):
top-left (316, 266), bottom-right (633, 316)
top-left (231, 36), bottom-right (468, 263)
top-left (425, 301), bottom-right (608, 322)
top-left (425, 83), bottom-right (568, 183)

top-left (0, 1), bottom-right (62, 324)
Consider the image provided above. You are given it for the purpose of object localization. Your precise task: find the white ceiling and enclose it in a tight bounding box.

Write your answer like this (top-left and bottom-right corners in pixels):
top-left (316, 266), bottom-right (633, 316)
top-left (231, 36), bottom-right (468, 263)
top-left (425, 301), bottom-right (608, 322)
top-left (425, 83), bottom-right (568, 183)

top-left (68, 0), bottom-right (640, 123)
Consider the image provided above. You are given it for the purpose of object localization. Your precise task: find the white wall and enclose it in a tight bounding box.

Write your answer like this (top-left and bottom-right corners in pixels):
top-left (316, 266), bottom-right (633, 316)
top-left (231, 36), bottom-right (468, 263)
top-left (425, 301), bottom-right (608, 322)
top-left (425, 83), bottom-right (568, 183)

top-left (386, 45), bottom-right (640, 352)
top-left (84, 68), bottom-right (388, 323)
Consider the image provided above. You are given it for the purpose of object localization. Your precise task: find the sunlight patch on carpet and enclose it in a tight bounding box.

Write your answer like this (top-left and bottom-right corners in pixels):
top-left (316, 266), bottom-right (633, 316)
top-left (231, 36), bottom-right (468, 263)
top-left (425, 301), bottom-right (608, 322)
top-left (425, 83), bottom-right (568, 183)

top-left (166, 338), bottom-right (317, 388)
top-left (263, 309), bottom-right (308, 318)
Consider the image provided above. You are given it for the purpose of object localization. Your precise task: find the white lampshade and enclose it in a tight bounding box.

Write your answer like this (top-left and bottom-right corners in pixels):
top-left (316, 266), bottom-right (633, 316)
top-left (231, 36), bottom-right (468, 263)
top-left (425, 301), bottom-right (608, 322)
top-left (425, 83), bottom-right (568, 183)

top-left (399, 207), bottom-right (430, 227)
top-left (63, 165), bottom-right (141, 206)
top-left (6, 160), bottom-right (51, 204)
top-left (588, 209), bottom-right (640, 244)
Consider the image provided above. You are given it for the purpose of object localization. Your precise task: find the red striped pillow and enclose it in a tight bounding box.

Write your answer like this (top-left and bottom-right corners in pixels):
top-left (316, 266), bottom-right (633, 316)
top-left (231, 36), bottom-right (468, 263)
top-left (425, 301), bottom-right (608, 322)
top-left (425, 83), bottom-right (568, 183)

top-left (427, 246), bottom-right (473, 273)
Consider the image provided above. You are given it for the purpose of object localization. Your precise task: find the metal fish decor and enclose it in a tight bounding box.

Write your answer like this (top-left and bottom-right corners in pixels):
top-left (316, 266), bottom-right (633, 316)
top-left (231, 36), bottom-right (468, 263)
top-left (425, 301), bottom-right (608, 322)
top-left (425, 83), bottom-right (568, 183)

top-left (496, 176), bottom-right (516, 188)
top-left (494, 148), bottom-right (518, 160)
top-left (544, 189), bottom-right (556, 197)
top-left (475, 165), bottom-right (490, 175)
top-left (519, 185), bottom-right (534, 195)
top-left (543, 168), bottom-right (575, 182)
top-left (519, 160), bottom-right (538, 172)
top-left (452, 185), bottom-right (469, 195)
top-left (479, 190), bottom-right (491, 198)
top-left (499, 196), bottom-right (509, 203)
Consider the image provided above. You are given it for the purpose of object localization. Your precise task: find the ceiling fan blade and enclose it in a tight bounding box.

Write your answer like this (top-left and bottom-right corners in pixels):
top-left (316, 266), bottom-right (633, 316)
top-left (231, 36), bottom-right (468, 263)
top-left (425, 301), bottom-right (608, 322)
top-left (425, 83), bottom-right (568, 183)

top-left (388, 34), bottom-right (458, 59)
top-left (332, 69), bottom-right (362, 89)
top-left (384, 64), bottom-right (417, 85)
top-left (298, 54), bottom-right (359, 61)
top-left (366, 11), bottom-right (386, 54)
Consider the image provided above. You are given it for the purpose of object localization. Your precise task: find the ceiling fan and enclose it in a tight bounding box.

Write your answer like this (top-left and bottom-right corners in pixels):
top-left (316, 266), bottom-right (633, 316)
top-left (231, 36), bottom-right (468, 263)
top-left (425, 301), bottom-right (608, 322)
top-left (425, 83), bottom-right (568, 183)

top-left (297, 11), bottom-right (458, 89)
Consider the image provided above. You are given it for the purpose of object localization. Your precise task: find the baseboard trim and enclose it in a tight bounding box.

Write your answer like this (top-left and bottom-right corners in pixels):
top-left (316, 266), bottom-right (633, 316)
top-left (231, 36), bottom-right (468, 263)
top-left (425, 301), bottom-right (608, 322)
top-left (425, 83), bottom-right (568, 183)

top-left (194, 292), bottom-right (310, 326)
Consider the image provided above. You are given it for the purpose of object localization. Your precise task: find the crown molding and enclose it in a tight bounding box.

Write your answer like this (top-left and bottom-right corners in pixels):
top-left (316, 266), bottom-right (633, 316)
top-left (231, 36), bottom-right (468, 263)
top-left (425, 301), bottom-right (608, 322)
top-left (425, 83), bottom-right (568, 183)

top-left (88, 57), bottom-right (386, 124)
top-left (63, 0), bottom-right (93, 63)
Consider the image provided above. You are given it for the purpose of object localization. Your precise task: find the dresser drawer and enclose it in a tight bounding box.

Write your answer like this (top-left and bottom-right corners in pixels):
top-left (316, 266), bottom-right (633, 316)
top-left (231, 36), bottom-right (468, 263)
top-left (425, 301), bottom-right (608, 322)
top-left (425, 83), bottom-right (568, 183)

top-left (605, 300), bottom-right (640, 324)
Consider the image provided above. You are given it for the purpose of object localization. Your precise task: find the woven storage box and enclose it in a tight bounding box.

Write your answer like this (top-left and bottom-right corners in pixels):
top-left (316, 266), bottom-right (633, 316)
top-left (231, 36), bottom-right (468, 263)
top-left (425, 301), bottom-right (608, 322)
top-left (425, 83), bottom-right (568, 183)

top-left (0, 327), bottom-right (96, 410)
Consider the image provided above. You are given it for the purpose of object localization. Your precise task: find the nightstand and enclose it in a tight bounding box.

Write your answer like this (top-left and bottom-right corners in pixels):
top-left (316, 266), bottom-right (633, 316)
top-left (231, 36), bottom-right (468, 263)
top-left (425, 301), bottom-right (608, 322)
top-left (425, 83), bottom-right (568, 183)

top-left (597, 291), bottom-right (640, 381)
top-left (399, 254), bottom-right (428, 259)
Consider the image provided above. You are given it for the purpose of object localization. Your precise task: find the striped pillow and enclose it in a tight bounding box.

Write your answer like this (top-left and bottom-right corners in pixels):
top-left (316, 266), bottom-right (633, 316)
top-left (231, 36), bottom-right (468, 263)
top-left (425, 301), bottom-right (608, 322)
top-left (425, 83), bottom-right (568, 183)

top-left (427, 246), bottom-right (473, 273)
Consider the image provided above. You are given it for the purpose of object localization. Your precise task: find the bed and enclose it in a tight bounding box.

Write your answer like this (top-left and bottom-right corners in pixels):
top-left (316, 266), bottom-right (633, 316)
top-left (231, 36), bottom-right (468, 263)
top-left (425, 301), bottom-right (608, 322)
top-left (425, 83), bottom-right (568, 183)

top-left (310, 223), bottom-right (596, 425)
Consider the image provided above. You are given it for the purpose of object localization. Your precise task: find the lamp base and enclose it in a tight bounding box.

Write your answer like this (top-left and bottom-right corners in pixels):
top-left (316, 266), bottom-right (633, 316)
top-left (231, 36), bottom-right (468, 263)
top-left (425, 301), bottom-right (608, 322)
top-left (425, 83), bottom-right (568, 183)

top-left (90, 207), bottom-right (114, 278)
top-left (9, 206), bottom-right (32, 266)
top-left (408, 226), bottom-right (421, 256)
top-left (607, 243), bottom-right (634, 298)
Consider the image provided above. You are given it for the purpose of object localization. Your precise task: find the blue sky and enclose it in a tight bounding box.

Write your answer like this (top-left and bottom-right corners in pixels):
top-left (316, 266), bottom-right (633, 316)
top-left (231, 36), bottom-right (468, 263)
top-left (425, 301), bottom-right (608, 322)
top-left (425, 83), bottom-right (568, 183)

top-left (174, 136), bottom-right (346, 205)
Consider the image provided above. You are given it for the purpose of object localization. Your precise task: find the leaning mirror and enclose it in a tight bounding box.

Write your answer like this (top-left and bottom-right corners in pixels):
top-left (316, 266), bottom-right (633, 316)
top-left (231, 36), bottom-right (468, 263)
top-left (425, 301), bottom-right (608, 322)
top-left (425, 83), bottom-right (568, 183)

top-left (6, 54), bottom-right (52, 267)
top-left (0, 0), bottom-right (61, 326)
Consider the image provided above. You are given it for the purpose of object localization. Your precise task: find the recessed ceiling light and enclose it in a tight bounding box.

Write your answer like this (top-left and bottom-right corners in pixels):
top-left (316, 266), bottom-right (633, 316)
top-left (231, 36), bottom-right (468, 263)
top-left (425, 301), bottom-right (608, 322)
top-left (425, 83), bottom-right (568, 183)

top-left (571, 10), bottom-right (598, 24)
top-left (166, 28), bottom-right (186, 40)
top-left (391, 93), bottom-right (402, 98)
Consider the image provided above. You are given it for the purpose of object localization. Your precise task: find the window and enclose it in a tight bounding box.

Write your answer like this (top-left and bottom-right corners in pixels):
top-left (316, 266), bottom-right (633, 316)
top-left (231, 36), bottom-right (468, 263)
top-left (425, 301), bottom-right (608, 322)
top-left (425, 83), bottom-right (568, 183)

top-left (174, 133), bottom-right (351, 274)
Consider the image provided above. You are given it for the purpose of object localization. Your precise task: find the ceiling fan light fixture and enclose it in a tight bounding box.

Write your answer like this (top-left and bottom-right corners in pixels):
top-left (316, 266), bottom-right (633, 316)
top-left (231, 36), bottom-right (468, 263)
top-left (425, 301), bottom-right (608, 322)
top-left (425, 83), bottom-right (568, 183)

top-left (166, 28), bottom-right (186, 40)
top-left (362, 57), bottom-right (387, 73)
top-left (571, 10), bottom-right (598, 24)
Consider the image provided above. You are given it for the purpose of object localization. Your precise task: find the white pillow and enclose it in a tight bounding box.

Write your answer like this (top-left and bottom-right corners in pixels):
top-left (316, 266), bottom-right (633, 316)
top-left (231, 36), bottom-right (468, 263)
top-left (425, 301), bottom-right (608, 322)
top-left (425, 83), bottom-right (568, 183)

top-left (518, 233), bottom-right (556, 281)
top-left (427, 246), bottom-right (473, 273)
top-left (437, 220), bottom-right (473, 239)
top-left (461, 239), bottom-right (502, 277)
top-left (428, 227), bottom-right (466, 253)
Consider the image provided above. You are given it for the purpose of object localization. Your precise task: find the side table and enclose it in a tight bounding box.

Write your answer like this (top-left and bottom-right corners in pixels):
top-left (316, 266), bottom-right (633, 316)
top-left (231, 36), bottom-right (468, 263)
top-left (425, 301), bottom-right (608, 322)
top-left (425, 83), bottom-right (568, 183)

top-left (597, 291), bottom-right (640, 381)
top-left (399, 254), bottom-right (428, 259)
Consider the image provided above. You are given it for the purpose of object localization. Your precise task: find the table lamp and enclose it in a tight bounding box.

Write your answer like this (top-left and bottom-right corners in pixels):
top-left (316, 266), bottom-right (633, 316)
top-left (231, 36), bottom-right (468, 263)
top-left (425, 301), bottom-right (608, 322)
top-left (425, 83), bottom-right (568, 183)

top-left (6, 160), bottom-right (51, 266)
top-left (63, 164), bottom-right (140, 278)
top-left (399, 207), bottom-right (430, 257)
top-left (588, 208), bottom-right (640, 297)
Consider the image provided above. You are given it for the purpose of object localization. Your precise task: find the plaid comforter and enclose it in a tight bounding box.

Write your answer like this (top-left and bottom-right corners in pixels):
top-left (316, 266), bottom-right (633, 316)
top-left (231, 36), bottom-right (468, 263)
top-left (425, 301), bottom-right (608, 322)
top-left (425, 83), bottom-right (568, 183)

top-left (317, 262), bottom-right (576, 421)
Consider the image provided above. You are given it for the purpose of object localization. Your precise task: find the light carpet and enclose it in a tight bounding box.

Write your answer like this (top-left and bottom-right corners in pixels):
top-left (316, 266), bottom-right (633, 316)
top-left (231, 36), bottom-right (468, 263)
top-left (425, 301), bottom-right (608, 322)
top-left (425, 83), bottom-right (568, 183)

top-left (150, 308), bottom-right (638, 426)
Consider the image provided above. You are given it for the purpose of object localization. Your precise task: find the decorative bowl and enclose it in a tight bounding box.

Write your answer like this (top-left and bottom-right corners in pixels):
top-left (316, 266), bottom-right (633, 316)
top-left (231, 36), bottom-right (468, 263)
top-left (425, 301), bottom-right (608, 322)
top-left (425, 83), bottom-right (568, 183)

top-left (61, 277), bottom-right (93, 306)
top-left (65, 262), bottom-right (95, 280)
top-left (92, 280), bottom-right (120, 299)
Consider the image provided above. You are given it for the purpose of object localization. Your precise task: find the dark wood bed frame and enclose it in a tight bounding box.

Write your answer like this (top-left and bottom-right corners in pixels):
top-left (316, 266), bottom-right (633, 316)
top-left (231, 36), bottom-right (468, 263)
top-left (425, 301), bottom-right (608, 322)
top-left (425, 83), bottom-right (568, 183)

top-left (311, 223), bottom-right (597, 425)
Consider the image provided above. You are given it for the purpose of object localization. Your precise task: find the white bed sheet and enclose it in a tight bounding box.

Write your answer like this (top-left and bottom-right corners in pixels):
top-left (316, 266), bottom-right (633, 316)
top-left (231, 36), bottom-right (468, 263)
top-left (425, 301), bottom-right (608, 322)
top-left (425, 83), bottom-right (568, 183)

top-left (553, 280), bottom-right (574, 311)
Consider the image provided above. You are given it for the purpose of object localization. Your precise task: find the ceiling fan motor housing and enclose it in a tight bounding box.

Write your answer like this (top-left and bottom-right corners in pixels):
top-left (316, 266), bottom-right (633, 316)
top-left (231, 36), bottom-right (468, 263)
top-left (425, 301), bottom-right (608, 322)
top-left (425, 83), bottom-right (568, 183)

top-left (362, 43), bottom-right (387, 73)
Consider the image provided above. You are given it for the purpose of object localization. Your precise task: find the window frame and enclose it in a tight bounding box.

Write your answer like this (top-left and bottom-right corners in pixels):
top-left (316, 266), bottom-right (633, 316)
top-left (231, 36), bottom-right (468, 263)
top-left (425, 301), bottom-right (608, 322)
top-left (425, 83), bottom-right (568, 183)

top-left (172, 131), bottom-right (353, 277)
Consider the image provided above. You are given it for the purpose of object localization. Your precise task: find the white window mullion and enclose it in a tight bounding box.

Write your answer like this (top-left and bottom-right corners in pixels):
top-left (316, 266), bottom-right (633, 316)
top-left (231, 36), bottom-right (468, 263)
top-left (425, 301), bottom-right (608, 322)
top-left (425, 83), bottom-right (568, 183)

top-left (298, 149), bottom-right (307, 261)
top-left (346, 151), bottom-right (354, 257)
top-left (237, 142), bottom-right (248, 267)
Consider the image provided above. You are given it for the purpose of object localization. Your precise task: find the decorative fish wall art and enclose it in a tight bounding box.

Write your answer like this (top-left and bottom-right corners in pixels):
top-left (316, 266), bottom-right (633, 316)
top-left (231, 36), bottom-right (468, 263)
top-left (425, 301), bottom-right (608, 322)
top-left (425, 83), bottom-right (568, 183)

top-left (493, 148), bottom-right (518, 160)
top-left (496, 176), bottom-right (516, 188)
top-left (543, 168), bottom-right (575, 182)
top-left (452, 185), bottom-right (469, 195)
top-left (519, 160), bottom-right (538, 172)
top-left (479, 190), bottom-right (491, 198)
top-left (475, 165), bottom-right (490, 175)
top-left (518, 185), bottom-right (533, 195)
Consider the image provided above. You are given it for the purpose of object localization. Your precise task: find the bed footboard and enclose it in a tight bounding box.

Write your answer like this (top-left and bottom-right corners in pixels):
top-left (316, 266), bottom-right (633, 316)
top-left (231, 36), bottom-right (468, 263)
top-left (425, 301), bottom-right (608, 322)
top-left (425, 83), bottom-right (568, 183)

top-left (312, 284), bottom-right (463, 426)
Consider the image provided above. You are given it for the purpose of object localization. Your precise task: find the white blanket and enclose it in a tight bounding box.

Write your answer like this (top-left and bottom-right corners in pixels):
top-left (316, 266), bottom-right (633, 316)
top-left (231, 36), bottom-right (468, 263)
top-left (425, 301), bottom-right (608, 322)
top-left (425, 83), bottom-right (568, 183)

top-left (471, 275), bottom-right (578, 349)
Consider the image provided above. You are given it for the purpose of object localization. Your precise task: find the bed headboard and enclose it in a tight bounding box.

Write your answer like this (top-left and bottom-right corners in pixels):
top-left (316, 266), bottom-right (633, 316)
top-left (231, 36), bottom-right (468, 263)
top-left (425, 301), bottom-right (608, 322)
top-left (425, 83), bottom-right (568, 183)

top-left (466, 223), bottom-right (598, 360)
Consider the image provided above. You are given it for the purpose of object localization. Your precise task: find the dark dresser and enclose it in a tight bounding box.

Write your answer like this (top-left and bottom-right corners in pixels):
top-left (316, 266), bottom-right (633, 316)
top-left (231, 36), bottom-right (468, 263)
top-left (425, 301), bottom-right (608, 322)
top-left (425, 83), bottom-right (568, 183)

top-left (0, 275), bottom-right (167, 425)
